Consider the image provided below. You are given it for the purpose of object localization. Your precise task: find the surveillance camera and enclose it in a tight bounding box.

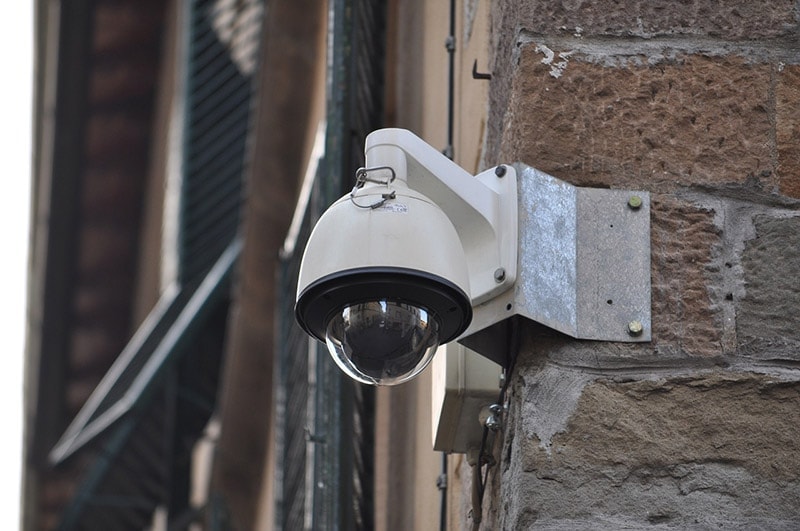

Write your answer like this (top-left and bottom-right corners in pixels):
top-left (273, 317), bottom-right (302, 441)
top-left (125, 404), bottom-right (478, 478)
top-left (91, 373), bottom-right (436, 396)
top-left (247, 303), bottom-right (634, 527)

top-left (295, 128), bottom-right (517, 385)
top-left (295, 173), bottom-right (474, 385)
top-left (295, 128), bottom-right (652, 385)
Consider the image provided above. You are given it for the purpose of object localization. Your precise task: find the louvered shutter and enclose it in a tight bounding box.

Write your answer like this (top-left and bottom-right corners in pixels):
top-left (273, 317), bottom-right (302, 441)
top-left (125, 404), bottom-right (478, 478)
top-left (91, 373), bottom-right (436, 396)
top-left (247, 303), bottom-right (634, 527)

top-left (181, 0), bottom-right (262, 282)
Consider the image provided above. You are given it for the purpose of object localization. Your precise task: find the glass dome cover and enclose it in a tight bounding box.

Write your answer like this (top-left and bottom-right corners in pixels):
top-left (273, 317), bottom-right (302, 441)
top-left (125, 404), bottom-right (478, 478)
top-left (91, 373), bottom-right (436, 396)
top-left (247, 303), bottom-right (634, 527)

top-left (325, 299), bottom-right (440, 385)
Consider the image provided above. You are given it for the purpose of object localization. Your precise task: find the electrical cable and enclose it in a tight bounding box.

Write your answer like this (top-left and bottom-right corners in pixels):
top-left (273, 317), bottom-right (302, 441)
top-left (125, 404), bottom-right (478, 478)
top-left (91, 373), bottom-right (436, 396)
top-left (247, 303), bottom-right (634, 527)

top-left (470, 318), bottom-right (521, 527)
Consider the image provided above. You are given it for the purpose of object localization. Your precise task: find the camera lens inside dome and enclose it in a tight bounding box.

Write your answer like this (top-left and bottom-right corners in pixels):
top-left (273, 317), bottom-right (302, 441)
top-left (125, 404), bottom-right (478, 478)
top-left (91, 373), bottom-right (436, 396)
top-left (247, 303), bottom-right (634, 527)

top-left (325, 300), bottom-right (440, 385)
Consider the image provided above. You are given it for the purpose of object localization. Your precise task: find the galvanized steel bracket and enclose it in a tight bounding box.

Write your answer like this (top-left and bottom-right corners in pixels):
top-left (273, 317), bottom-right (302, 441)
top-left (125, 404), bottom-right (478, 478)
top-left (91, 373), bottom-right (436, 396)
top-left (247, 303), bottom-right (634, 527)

top-left (460, 164), bottom-right (651, 364)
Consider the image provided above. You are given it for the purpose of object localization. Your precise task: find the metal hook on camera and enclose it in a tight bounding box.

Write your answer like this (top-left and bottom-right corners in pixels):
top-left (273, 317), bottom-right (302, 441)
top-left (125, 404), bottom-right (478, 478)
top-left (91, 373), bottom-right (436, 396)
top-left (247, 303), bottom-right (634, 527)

top-left (354, 165), bottom-right (396, 188)
top-left (350, 165), bottom-right (397, 209)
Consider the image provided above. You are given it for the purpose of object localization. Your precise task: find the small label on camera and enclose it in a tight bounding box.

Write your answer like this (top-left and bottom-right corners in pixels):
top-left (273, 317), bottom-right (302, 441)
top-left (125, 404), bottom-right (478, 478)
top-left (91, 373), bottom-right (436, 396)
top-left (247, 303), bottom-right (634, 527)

top-left (376, 203), bottom-right (408, 213)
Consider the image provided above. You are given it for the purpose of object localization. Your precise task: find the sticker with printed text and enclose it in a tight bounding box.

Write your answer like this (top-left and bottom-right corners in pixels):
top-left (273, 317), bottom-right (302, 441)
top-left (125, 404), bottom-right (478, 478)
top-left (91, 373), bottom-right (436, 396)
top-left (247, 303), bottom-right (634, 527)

top-left (376, 203), bottom-right (408, 213)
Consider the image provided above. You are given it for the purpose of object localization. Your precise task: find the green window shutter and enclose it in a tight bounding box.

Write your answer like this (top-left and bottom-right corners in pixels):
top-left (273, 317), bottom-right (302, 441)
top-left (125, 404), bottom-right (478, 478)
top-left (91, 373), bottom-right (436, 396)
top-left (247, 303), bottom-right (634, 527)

top-left (50, 0), bottom-right (264, 528)
top-left (181, 0), bottom-right (261, 282)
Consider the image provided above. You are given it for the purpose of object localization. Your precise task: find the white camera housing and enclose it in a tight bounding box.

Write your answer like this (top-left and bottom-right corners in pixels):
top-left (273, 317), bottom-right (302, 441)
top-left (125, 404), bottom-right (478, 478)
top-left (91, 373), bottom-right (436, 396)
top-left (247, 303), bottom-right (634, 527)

top-left (296, 128), bottom-right (651, 386)
top-left (296, 129), bottom-right (517, 385)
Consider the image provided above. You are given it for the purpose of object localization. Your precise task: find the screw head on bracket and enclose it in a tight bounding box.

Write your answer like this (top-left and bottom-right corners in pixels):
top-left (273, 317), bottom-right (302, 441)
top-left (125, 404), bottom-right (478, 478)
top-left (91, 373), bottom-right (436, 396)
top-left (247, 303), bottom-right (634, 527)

top-left (627, 320), bottom-right (644, 336)
top-left (628, 196), bottom-right (642, 210)
top-left (494, 267), bottom-right (506, 283)
top-left (495, 165), bottom-right (507, 177)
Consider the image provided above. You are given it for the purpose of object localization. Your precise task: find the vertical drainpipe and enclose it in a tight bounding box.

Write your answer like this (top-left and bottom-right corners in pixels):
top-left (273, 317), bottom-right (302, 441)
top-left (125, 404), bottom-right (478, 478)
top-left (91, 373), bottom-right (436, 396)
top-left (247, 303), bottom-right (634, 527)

top-left (443, 0), bottom-right (455, 162)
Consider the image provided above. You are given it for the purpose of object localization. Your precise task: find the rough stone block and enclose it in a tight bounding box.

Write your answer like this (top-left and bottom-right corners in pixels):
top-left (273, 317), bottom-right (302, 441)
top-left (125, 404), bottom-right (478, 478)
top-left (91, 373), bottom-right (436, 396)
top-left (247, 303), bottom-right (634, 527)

top-left (511, 0), bottom-right (798, 39)
top-left (737, 214), bottom-right (800, 358)
top-left (501, 370), bottom-right (800, 529)
top-left (500, 50), bottom-right (774, 191)
top-left (650, 195), bottom-right (723, 357)
top-left (777, 65), bottom-right (800, 199)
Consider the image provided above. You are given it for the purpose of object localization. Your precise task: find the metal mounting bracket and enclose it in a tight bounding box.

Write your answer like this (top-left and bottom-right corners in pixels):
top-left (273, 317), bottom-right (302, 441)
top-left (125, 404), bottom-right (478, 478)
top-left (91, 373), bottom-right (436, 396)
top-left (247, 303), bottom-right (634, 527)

top-left (460, 164), bottom-right (651, 365)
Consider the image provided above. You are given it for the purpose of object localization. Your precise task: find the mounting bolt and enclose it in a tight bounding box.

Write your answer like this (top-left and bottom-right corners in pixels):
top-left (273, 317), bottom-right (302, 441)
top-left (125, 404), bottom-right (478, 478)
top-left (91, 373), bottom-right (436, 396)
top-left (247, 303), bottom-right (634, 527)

top-left (495, 165), bottom-right (507, 177)
top-left (627, 320), bottom-right (643, 336)
top-left (485, 404), bottom-right (503, 431)
top-left (494, 267), bottom-right (506, 283)
top-left (628, 195), bottom-right (642, 210)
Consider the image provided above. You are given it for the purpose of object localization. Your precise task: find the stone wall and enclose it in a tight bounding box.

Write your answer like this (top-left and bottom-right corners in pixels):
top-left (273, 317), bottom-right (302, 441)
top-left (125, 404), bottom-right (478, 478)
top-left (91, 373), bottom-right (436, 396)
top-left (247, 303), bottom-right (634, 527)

top-left (479, 1), bottom-right (800, 528)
